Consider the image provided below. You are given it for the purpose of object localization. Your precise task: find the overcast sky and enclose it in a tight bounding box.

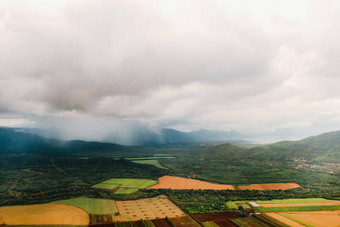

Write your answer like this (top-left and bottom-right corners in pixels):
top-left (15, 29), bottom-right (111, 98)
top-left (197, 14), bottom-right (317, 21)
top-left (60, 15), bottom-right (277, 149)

top-left (1, 0), bottom-right (340, 141)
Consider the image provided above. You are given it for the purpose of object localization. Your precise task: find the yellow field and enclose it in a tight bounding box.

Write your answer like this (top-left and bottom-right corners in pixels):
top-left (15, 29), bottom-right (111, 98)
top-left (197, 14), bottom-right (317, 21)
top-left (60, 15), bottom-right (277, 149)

top-left (237, 182), bottom-right (301, 190)
top-left (113, 195), bottom-right (186, 222)
top-left (267, 210), bottom-right (340, 227)
top-left (266, 213), bottom-right (304, 227)
top-left (0, 203), bottom-right (89, 225)
top-left (286, 210), bottom-right (340, 227)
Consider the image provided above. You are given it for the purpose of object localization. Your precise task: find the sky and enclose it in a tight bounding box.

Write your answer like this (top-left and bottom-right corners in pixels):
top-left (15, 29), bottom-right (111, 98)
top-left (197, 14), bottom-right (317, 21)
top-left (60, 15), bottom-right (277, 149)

top-left (1, 0), bottom-right (340, 142)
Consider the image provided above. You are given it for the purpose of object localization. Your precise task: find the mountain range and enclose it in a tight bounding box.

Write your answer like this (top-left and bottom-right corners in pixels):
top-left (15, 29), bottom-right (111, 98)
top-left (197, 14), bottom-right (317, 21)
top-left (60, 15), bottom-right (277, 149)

top-left (0, 126), bottom-right (339, 163)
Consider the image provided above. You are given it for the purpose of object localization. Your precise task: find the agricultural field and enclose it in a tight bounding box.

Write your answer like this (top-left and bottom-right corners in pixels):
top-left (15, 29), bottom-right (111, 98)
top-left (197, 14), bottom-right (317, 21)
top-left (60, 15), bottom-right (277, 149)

top-left (193, 213), bottom-right (238, 226)
top-left (131, 159), bottom-right (168, 169)
top-left (148, 176), bottom-right (234, 190)
top-left (168, 215), bottom-right (201, 227)
top-left (228, 216), bottom-right (271, 227)
top-left (114, 188), bottom-right (140, 194)
top-left (54, 197), bottom-right (118, 214)
top-left (257, 205), bottom-right (340, 212)
top-left (226, 198), bottom-right (340, 213)
top-left (124, 155), bottom-right (174, 169)
top-left (92, 178), bottom-right (157, 194)
top-left (237, 182), bottom-right (301, 190)
top-left (114, 195), bottom-right (186, 222)
top-left (267, 211), bottom-right (340, 227)
top-left (256, 198), bottom-right (331, 204)
top-left (0, 203), bottom-right (89, 225)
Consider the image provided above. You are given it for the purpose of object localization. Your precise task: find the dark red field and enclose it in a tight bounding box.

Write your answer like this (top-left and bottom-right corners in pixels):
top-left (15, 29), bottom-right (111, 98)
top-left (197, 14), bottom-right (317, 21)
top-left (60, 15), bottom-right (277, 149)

top-left (193, 213), bottom-right (238, 226)
top-left (152, 218), bottom-right (173, 227)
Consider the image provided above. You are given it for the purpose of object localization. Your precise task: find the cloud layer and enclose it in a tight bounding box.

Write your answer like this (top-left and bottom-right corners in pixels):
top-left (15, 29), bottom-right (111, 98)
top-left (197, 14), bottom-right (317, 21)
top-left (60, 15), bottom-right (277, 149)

top-left (1, 0), bottom-right (340, 141)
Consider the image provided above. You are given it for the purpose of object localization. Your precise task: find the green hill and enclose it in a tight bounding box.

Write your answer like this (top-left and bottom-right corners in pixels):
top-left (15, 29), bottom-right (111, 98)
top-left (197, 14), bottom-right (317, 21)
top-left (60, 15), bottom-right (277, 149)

top-left (249, 131), bottom-right (340, 163)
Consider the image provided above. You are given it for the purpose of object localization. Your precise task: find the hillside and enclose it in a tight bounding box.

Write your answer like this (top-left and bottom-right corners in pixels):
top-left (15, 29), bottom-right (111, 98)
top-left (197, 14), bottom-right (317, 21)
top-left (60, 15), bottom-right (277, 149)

top-left (249, 130), bottom-right (340, 163)
top-left (0, 127), bottom-right (135, 156)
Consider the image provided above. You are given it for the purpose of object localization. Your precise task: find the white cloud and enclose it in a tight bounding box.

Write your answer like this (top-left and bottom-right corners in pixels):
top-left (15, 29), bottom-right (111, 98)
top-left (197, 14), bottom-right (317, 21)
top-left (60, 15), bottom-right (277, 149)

top-left (0, 0), bottom-right (340, 140)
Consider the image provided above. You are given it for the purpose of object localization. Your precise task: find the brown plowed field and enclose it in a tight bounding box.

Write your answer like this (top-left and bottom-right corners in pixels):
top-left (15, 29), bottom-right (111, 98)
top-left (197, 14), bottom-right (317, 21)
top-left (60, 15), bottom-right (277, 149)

top-left (265, 213), bottom-right (303, 227)
top-left (261, 200), bottom-right (340, 207)
top-left (237, 183), bottom-right (301, 190)
top-left (0, 203), bottom-right (89, 225)
top-left (193, 213), bottom-right (237, 226)
top-left (113, 195), bottom-right (186, 222)
top-left (148, 176), bottom-right (234, 190)
top-left (285, 210), bottom-right (340, 227)
top-left (152, 218), bottom-right (173, 227)
top-left (169, 215), bottom-right (201, 226)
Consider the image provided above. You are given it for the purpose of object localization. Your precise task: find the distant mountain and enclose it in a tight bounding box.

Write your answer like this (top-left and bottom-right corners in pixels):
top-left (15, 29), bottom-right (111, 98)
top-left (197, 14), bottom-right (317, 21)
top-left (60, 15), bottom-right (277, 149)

top-left (104, 127), bottom-right (244, 146)
top-left (247, 130), bottom-right (340, 163)
top-left (199, 130), bottom-right (340, 163)
top-left (1, 127), bottom-right (340, 162)
top-left (188, 128), bottom-right (243, 141)
top-left (0, 127), bottom-right (133, 156)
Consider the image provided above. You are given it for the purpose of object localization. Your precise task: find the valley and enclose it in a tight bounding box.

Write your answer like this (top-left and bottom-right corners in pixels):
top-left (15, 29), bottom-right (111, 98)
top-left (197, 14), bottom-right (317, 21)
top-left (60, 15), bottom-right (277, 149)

top-left (0, 127), bottom-right (339, 226)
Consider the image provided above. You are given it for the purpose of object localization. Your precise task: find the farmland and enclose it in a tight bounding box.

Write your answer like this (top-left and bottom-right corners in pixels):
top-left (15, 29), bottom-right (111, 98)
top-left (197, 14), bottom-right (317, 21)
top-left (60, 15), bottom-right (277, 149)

top-left (228, 216), bottom-right (271, 227)
top-left (0, 203), bottom-right (89, 225)
top-left (169, 215), bottom-right (201, 227)
top-left (237, 183), bottom-right (301, 190)
top-left (114, 195), bottom-right (186, 222)
top-left (124, 156), bottom-right (174, 169)
top-left (225, 198), bottom-right (340, 213)
top-left (54, 197), bottom-right (118, 214)
top-left (148, 176), bottom-right (234, 190)
top-left (92, 178), bottom-right (157, 194)
top-left (131, 159), bottom-right (168, 169)
top-left (256, 198), bottom-right (331, 204)
top-left (278, 210), bottom-right (340, 227)
top-left (193, 213), bottom-right (238, 226)
top-left (257, 204), bottom-right (340, 212)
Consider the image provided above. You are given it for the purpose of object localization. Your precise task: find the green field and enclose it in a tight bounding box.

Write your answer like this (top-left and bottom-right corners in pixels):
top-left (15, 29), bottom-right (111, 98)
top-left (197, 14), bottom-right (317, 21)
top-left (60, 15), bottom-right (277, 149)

top-left (92, 178), bottom-right (157, 194)
top-left (91, 183), bottom-right (120, 190)
top-left (53, 197), bottom-right (118, 214)
top-left (96, 178), bottom-right (157, 189)
top-left (278, 213), bottom-right (314, 227)
top-left (256, 198), bottom-right (330, 204)
top-left (257, 205), bottom-right (340, 212)
top-left (114, 188), bottom-right (139, 194)
top-left (131, 159), bottom-right (168, 169)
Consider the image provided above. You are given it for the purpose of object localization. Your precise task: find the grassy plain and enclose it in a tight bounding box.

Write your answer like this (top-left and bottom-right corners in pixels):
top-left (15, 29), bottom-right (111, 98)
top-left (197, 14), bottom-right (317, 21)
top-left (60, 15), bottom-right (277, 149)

top-left (95, 178), bottom-right (157, 189)
top-left (131, 159), bottom-right (168, 169)
top-left (53, 197), bottom-right (118, 214)
top-left (114, 188), bottom-right (139, 194)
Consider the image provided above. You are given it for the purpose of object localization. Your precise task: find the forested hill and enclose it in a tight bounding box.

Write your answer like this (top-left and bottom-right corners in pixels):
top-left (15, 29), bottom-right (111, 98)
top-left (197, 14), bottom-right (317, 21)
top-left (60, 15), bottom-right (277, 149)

top-left (0, 127), bottom-right (135, 156)
top-left (199, 130), bottom-right (340, 163)
top-left (248, 130), bottom-right (340, 163)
